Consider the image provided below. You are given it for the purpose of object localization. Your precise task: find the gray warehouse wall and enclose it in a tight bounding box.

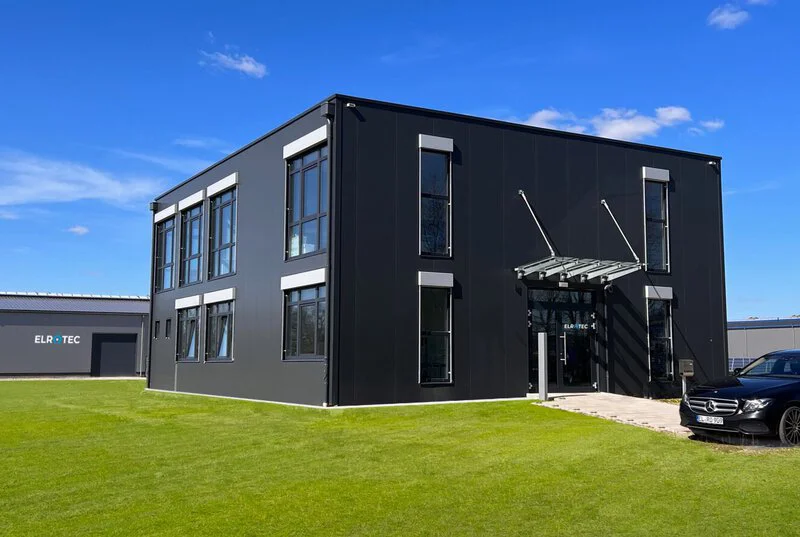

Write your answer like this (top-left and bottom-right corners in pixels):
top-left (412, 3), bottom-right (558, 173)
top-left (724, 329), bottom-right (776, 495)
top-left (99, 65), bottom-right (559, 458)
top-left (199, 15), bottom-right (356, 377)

top-left (728, 327), bottom-right (800, 360)
top-left (0, 312), bottom-right (146, 375)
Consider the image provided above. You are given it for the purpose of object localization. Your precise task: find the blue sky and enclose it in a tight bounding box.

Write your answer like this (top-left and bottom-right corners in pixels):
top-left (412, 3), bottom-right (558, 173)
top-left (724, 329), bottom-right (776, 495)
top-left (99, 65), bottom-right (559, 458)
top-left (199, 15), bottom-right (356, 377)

top-left (0, 1), bottom-right (796, 319)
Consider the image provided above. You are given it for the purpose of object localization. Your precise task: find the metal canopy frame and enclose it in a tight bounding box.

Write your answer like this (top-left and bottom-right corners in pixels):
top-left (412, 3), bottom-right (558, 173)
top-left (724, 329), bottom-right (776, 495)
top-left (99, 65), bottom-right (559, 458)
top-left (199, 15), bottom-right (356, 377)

top-left (515, 256), bottom-right (642, 283)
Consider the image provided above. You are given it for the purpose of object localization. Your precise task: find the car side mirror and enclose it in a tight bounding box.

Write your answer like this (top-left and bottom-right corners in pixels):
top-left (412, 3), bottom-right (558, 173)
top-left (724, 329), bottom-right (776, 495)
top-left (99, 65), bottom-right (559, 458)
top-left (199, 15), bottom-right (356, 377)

top-left (733, 367), bottom-right (742, 376)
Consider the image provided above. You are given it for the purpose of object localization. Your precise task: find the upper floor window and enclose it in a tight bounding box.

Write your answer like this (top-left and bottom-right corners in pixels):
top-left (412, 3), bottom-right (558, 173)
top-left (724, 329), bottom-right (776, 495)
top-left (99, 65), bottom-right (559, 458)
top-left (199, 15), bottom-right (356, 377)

top-left (287, 146), bottom-right (328, 258)
top-left (180, 205), bottom-right (203, 285)
top-left (644, 180), bottom-right (669, 272)
top-left (420, 150), bottom-right (451, 256)
top-left (284, 284), bottom-right (326, 360)
top-left (206, 301), bottom-right (234, 361)
top-left (209, 189), bottom-right (237, 279)
top-left (647, 299), bottom-right (673, 380)
top-left (176, 307), bottom-right (200, 362)
top-left (155, 217), bottom-right (175, 292)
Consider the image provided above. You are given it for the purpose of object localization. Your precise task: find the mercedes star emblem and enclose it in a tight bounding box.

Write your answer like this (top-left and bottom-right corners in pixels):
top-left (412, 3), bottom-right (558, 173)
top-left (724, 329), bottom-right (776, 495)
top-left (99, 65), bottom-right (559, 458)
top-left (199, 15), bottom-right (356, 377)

top-left (705, 400), bottom-right (717, 413)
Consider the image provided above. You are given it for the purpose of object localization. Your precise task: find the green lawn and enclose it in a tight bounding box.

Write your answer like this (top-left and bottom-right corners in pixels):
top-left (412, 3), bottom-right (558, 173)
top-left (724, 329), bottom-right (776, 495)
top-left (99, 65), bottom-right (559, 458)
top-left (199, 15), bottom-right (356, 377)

top-left (1, 381), bottom-right (797, 536)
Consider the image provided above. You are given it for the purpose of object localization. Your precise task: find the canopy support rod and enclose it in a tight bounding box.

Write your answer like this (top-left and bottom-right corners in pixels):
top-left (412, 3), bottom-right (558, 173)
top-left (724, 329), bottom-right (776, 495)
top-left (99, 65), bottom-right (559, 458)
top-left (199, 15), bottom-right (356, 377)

top-left (600, 199), bottom-right (640, 264)
top-left (518, 190), bottom-right (555, 257)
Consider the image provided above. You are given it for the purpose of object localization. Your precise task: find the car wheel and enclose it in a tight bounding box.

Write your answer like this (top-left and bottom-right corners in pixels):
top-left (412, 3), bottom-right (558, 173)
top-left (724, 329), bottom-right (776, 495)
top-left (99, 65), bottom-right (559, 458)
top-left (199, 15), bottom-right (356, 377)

top-left (778, 406), bottom-right (800, 446)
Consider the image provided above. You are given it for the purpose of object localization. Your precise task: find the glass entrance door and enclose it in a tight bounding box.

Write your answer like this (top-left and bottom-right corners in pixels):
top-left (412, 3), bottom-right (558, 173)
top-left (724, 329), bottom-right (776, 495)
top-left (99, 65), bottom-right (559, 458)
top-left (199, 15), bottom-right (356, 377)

top-left (529, 289), bottom-right (596, 393)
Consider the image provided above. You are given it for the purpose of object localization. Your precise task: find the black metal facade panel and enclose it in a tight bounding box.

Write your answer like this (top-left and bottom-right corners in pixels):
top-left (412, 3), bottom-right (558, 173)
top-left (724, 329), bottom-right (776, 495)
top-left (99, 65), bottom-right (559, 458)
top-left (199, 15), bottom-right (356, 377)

top-left (334, 98), bottom-right (726, 405)
top-left (0, 311), bottom-right (146, 375)
top-left (148, 108), bottom-right (329, 406)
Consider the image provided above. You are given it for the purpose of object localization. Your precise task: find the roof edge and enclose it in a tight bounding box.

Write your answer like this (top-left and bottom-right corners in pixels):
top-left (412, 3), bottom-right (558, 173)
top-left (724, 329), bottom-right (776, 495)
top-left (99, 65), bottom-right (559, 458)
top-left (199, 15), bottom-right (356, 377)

top-left (0, 292), bottom-right (149, 300)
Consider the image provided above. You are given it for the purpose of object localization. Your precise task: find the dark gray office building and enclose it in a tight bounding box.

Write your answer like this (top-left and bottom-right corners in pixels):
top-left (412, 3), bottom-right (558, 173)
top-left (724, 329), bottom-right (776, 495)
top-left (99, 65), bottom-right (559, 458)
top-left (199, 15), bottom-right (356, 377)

top-left (147, 95), bottom-right (727, 406)
top-left (0, 292), bottom-right (149, 376)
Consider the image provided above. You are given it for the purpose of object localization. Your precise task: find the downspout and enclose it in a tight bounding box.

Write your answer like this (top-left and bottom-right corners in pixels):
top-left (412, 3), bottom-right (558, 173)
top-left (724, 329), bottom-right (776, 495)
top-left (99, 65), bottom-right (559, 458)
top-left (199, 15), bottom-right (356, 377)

top-left (146, 202), bottom-right (158, 388)
top-left (321, 101), bottom-right (336, 407)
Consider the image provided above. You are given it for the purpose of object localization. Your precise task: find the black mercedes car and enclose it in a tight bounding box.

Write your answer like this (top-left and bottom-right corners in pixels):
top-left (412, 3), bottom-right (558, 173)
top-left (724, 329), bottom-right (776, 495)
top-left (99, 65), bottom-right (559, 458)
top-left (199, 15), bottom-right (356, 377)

top-left (680, 350), bottom-right (800, 445)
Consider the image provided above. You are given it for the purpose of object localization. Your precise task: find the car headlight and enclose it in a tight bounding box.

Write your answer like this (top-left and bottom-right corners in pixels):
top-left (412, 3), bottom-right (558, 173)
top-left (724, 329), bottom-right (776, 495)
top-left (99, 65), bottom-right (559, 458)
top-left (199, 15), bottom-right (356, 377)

top-left (742, 398), bottom-right (773, 412)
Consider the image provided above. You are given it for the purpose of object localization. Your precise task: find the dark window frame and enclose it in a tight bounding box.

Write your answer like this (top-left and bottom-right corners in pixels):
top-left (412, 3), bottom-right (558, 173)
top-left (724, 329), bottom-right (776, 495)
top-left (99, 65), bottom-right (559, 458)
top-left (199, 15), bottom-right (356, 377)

top-left (283, 284), bottom-right (327, 361)
top-left (165, 318), bottom-right (172, 339)
top-left (419, 286), bottom-right (453, 384)
top-left (205, 300), bottom-right (234, 362)
top-left (176, 306), bottom-right (200, 362)
top-left (179, 204), bottom-right (204, 287)
top-left (647, 299), bottom-right (673, 381)
top-left (208, 189), bottom-right (237, 280)
top-left (154, 320), bottom-right (160, 339)
top-left (419, 149), bottom-right (452, 258)
top-left (644, 179), bottom-right (670, 273)
top-left (285, 145), bottom-right (328, 260)
top-left (154, 217), bottom-right (175, 292)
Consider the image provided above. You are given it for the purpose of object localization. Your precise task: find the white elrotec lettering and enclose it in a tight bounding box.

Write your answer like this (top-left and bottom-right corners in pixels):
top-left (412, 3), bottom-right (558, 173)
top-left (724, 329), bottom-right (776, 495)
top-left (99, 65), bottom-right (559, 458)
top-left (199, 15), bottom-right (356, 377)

top-left (33, 334), bottom-right (82, 345)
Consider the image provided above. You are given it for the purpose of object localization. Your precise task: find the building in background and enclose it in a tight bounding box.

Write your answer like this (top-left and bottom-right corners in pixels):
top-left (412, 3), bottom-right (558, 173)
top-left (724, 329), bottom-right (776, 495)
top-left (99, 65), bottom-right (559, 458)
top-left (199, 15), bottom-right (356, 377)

top-left (147, 94), bottom-right (727, 406)
top-left (728, 318), bottom-right (800, 371)
top-left (0, 292), bottom-right (149, 377)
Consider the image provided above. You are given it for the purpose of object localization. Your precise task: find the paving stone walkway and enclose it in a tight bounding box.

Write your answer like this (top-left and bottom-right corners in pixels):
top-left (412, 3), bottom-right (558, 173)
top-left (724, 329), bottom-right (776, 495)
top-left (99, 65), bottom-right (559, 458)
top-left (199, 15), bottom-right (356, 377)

top-left (538, 392), bottom-right (690, 436)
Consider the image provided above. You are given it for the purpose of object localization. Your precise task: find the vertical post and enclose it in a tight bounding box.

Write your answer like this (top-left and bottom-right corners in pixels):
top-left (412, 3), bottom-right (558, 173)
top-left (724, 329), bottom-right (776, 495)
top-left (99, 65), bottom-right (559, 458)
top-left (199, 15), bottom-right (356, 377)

top-left (682, 376), bottom-right (687, 398)
top-left (538, 332), bottom-right (548, 401)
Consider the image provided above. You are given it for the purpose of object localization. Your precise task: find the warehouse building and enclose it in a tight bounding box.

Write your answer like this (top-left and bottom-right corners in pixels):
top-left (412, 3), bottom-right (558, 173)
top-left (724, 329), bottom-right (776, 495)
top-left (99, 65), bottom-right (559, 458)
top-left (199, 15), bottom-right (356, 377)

top-left (0, 292), bottom-right (149, 377)
top-left (728, 318), bottom-right (800, 371)
top-left (147, 94), bottom-right (727, 406)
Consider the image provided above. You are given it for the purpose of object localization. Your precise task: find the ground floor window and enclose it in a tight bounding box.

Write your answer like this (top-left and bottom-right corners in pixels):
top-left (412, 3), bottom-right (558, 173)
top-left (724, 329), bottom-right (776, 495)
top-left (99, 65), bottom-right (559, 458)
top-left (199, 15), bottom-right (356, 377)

top-left (177, 307), bottom-right (200, 362)
top-left (420, 287), bottom-right (452, 383)
top-left (206, 301), bottom-right (234, 361)
top-left (284, 285), bottom-right (326, 360)
top-left (648, 299), bottom-right (673, 380)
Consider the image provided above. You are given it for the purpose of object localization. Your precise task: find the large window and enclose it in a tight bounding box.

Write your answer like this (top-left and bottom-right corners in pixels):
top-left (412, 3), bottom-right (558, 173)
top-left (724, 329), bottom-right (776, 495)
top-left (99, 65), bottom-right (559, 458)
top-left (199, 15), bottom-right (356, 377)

top-left (420, 150), bottom-right (451, 256)
top-left (287, 146), bottom-right (328, 258)
top-left (284, 285), bottom-right (326, 360)
top-left (648, 299), bottom-right (673, 380)
top-left (209, 189), bottom-right (237, 279)
top-left (420, 287), bottom-right (452, 383)
top-left (644, 180), bottom-right (669, 272)
top-left (180, 205), bottom-right (203, 285)
top-left (206, 301), bottom-right (234, 361)
top-left (176, 307), bottom-right (200, 362)
top-left (155, 217), bottom-right (175, 291)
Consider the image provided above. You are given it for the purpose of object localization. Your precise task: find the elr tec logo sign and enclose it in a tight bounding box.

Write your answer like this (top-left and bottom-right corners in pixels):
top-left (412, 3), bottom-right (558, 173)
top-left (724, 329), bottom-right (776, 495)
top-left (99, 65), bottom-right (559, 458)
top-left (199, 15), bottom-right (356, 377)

top-left (34, 334), bottom-right (81, 345)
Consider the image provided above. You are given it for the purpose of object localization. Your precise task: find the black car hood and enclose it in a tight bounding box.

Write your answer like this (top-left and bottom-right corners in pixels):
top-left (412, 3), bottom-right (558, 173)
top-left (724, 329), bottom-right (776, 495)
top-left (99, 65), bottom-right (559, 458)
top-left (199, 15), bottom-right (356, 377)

top-left (690, 376), bottom-right (800, 399)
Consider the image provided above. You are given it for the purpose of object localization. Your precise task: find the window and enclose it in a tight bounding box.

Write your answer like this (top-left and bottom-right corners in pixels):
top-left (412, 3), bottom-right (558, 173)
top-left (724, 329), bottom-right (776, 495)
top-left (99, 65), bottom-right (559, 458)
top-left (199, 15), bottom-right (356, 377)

top-left (154, 218), bottom-right (175, 291)
top-left (154, 320), bottom-right (160, 339)
top-left (165, 318), bottom-right (172, 339)
top-left (209, 189), bottom-right (237, 278)
top-left (647, 299), bottom-right (673, 380)
top-left (644, 180), bottom-right (669, 272)
top-left (420, 150), bottom-right (451, 256)
top-left (284, 285), bottom-right (326, 359)
top-left (180, 205), bottom-right (203, 286)
top-left (287, 146), bottom-right (328, 258)
top-left (176, 307), bottom-right (200, 362)
top-left (206, 301), bottom-right (234, 361)
top-left (420, 287), bottom-right (452, 383)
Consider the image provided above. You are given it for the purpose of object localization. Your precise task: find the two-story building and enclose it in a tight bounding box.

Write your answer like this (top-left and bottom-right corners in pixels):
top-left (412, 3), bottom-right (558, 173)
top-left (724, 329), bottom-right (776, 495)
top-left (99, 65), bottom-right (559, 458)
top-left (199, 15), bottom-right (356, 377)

top-left (146, 95), bottom-right (727, 406)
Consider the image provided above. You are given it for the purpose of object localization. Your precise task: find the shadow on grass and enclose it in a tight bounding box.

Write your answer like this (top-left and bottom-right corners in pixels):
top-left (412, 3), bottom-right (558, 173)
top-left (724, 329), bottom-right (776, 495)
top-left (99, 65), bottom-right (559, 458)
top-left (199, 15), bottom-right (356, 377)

top-left (688, 433), bottom-right (788, 450)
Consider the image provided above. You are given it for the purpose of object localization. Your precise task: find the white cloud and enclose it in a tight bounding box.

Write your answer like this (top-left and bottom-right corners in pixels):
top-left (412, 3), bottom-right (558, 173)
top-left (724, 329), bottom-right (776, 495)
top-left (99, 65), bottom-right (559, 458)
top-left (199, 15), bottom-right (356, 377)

top-left (655, 106), bottom-right (692, 126)
top-left (67, 225), bottom-right (89, 236)
top-left (0, 210), bottom-right (19, 220)
top-left (700, 119), bottom-right (725, 131)
top-left (205, 30), bottom-right (216, 43)
top-left (518, 109), bottom-right (586, 133)
top-left (199, 50), bottom-right (267, 79)
top-left (110, 149), bottom-right (212, 175)
top-left (591, 108), bottom-right (663, 141)
top-left (708, 4), bottom-right (751, 29)
top-left (0, 150), bottom-right (163, 207)
top-left (687, 127), bottom-right (706, 136)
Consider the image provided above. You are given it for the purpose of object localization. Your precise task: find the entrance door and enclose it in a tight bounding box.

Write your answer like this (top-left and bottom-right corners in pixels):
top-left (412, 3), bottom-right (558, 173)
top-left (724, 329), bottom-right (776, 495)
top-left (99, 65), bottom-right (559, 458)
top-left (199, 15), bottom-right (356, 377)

top-left (90, 334), bottom-right (138, 377)
top-left (528, 289), bottom-right (595, 393)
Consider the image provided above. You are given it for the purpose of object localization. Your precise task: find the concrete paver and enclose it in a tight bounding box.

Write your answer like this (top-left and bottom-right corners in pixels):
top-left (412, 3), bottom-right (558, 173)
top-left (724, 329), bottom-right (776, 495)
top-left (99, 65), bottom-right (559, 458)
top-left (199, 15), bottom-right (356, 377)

top-left (537, 392), bottom-right (690, 436)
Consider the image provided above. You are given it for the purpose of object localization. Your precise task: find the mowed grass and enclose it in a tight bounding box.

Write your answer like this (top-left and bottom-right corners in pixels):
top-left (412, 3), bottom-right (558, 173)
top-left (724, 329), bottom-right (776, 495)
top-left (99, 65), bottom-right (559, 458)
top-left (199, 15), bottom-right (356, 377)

top-left (1, 382), bottom-right (798, 537)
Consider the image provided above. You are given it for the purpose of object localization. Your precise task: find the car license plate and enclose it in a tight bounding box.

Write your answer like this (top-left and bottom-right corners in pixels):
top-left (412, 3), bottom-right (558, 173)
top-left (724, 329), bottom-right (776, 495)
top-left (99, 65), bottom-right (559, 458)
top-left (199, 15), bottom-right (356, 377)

top-left (697, 415), bottom-right (723, 425)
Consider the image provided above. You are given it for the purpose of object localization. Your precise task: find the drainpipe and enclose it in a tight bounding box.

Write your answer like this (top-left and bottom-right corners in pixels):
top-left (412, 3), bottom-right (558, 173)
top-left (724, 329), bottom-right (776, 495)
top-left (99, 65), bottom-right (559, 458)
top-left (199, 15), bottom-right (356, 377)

top-left (321, 100), bottom-right (335, 407)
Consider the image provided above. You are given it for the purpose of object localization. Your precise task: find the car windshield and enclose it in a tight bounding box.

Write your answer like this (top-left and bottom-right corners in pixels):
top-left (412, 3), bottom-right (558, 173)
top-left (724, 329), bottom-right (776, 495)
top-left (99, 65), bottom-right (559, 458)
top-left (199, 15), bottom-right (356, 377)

top-left (739, 353), bottom-right (800, 377)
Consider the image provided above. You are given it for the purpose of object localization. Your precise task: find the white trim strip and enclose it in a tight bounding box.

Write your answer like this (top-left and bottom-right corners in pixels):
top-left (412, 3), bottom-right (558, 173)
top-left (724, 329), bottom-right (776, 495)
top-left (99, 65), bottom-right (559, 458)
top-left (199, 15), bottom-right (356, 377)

top-left (418, 271), bottom-right (454, 288)
top-left (419, 134), bottom-right (454, 152)
top-left (203, 287), bottom-right (236, 305)
top-left (175, 294), bottom-right (203, 309)
top-left (153, 204), bottom-right (176, 223)
top-left (283, 126), bottom-right (327, 159)
top-left (280, 268), bottom-right (327, 290)
top-left (645, 285), bottom-right (673, 300)
top-left (642, 166), bottom-right (670, 182)
top-left (178, 189), bottom-right (205, 210)
top-left (206, 172), bottom-right (238, 197)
